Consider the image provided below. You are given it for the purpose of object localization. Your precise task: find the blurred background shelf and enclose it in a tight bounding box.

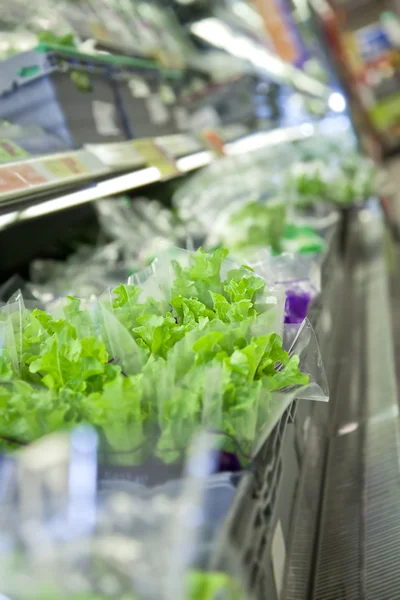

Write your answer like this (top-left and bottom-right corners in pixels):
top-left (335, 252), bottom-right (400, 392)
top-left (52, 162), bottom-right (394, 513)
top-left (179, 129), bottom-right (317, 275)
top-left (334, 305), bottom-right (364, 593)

top-left (0, 119), bottom-right (343, 227)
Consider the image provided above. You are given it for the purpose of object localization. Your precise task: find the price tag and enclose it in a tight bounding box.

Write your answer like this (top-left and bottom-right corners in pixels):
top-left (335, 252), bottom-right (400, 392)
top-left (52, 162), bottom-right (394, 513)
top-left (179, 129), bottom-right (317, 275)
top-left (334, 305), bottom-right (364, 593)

top-left (201, 129), bottom-right (225, 157)
top-left (92, 101), bottom-right (122, 137)
top-left (63, 156), bottom-right (89, 175)
top-left (0, 139), bottom-right (29, 163)
top-left (9, 163), bottom-right (46, 186)
top-left (0, 167), bottom-right (29, 196)
top-left (145, 94), bottom-right (170, 126)
top-left (133, 139), bottom-right (179, 179)
top-left (42, 155), bottom-right (89, 180)
top-left (156, 134), bottom-right (202, 157)
top-left (87, 142), bottom-right (144, 168)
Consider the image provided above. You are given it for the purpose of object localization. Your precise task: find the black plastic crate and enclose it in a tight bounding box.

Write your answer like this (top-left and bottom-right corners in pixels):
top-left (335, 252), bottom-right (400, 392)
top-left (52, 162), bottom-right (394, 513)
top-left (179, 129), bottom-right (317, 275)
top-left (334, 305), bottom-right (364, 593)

top-left (183, 75), bottom-right (257, 131)
top-left (114, 68), bottom-right (179, 139)
top-left (209, 405), bottom-right (296, 598)
top-left (0, 49), bottom-right (128, 149)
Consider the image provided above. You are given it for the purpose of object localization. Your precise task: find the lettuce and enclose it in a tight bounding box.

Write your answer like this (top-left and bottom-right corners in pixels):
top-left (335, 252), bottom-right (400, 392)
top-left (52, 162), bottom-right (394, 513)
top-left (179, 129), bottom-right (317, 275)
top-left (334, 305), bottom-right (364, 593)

top-left (28, 571), bottom-right (243, 600)
top-left (0, 249), bottom-right (308, 464)
top-left (188, 571), bottom-right (244, 600)
top-left (223, 202), bottom-right (286, 254)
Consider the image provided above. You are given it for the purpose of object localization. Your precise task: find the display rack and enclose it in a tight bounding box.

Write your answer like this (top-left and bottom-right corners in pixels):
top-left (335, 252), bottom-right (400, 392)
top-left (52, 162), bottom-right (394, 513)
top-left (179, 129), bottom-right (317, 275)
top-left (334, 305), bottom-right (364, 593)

top-left (0, 122), bottom-right (325, 229)
top-left (1, 1), bottom-right (397, 599)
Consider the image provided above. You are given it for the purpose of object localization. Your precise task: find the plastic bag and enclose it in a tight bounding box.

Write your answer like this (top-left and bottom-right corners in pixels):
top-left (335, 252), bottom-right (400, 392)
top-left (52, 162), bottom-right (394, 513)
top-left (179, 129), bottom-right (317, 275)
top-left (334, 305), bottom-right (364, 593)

top-left (251, 251), bottom-right (320, 324)
top-left (30, 242), bottom-right (135, 306)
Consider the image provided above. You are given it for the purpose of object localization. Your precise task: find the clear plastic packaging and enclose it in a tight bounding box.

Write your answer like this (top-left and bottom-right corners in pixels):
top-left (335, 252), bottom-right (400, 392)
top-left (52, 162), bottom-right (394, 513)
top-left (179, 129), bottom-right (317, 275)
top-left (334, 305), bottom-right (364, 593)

top-left (251, 251), bottom-right (320, 324)
top-left (0, 427), bottom-right (251, 600)
top-left (0, 247), bottom-right (328, 471)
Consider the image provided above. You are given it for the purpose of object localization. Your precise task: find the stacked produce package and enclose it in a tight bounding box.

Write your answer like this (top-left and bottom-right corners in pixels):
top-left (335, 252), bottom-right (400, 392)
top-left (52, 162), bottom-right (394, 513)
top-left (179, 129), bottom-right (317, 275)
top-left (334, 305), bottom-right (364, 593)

top-left (0, 246), bottom-right (327, 460)
top-left (0, 428), bottom-right (251, 599)
top-left (0, 127), bottom-right (377, 597)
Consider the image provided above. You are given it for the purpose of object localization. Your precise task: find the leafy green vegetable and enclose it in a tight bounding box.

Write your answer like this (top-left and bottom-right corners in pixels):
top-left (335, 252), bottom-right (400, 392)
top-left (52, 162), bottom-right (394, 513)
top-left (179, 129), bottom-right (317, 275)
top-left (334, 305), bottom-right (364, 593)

top-left (27, 571), bottom-right (243, 600)
top-left (278, 224), bottom-right (325, 255)
top-left (37, 31), bottom-right (76, 48)
top-left (225, 202), bottom-right (286, 254)
top-left (188, 570), bottom-right (244, 600)
top-left (289, 155), bottom-right (376, 208)
top-left (0, 248), bottom-right (309, 464)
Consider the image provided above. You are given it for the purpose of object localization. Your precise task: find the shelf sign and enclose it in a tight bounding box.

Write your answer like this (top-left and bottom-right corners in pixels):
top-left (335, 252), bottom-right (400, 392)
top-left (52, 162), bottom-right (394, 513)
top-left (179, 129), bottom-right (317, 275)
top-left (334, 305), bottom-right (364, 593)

top-left (132, 139), bottom-right (179, 179)
top-left (0, 139), bottom-right (29, 163)
top-left (0, 167), bottom-right (29, 195)
top-left (42, 155), bottom-right (89, 179)
top-left (0, 163), bottom-right (47, 198)
top-left (9, 163), bottom-right (46, 186)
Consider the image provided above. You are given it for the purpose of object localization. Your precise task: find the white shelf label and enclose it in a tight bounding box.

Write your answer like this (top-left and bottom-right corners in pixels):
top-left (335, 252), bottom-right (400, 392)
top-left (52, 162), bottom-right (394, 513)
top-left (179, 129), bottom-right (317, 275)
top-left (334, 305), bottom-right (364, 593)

top-left (92, 101), bottom-right (121, 137)
top-left (173, 107), bottom-right (190, 132)
top-left (190, 106), bottom-right (220, 132)
top-left (128, 77), bottom-right (151, 99)
top-left (146, 94), bottom-right (170, 125)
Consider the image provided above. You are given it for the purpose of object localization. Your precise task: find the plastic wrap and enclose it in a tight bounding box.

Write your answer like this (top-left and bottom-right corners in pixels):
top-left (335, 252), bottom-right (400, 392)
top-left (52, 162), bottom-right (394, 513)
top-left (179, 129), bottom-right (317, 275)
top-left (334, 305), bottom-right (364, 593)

top-left (30, 242), bottom-right (135, 307)
top-left (29, 196), bottom-right (187, 307)
top-left (0, 247), bottom-right (328, 473)
top-left (251, 251), bottom-right (320, 324)
top-left (0, 427), bottom-right (250, 600)
top-left (96, 196), bottom-right (184, 265)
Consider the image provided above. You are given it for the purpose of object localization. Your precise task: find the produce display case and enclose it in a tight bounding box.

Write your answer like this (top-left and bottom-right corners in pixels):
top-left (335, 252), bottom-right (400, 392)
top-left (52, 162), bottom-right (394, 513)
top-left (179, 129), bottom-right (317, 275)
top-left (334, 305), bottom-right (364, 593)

top-left (0, 114), bottom-right (377, 596)
top-left (0, 47), bottom-right (127, 148)
top-left (0, 2), bottom-right (391, 599)
top-left (0, 45), bottom-right (189, 147)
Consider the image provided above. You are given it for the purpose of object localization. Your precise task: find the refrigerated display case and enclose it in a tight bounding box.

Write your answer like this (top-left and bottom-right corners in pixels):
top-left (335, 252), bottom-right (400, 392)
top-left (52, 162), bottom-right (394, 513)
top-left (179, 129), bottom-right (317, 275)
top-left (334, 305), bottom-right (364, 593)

top-left (0, 3), bottom-right (398, 600)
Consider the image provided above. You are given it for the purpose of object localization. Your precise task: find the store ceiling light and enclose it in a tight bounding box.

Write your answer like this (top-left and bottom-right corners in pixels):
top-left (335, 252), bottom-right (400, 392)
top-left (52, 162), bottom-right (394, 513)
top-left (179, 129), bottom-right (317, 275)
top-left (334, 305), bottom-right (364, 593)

top-left (191, 18), bottom-right (286, 79)
top-left (328, 92), bottom-right (347, 113)
top-left (231, 1), bottom-right (264, 30)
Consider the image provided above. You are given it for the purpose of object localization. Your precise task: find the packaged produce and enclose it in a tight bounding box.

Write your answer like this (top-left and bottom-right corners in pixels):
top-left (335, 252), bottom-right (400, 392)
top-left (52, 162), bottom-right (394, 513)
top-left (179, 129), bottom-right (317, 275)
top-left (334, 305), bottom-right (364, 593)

top-left (0, 427), bottom-right (249, 599)
top-left (0, 248), bottom-right (327, 472)
top-left (30, 242), bottom-right (137, 306)
top-left (251, 251), bottom-right (319, 325)
top-left (216, 201), bottom-right (287, 256)
top-left (288, 144), bottom-right (377, 208)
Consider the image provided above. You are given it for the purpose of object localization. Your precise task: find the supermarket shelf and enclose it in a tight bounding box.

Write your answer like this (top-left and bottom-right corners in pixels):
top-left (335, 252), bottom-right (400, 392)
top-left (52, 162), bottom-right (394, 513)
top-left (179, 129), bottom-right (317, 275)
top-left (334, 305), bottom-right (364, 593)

top-left (190, 18), bottom-right (331, 101)
top-left (41, 41), bottom-right (330, 100)
top-left (0, 119), bottom-right (344, 229)
top-left (0, 133), bottom-right (212, 227)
